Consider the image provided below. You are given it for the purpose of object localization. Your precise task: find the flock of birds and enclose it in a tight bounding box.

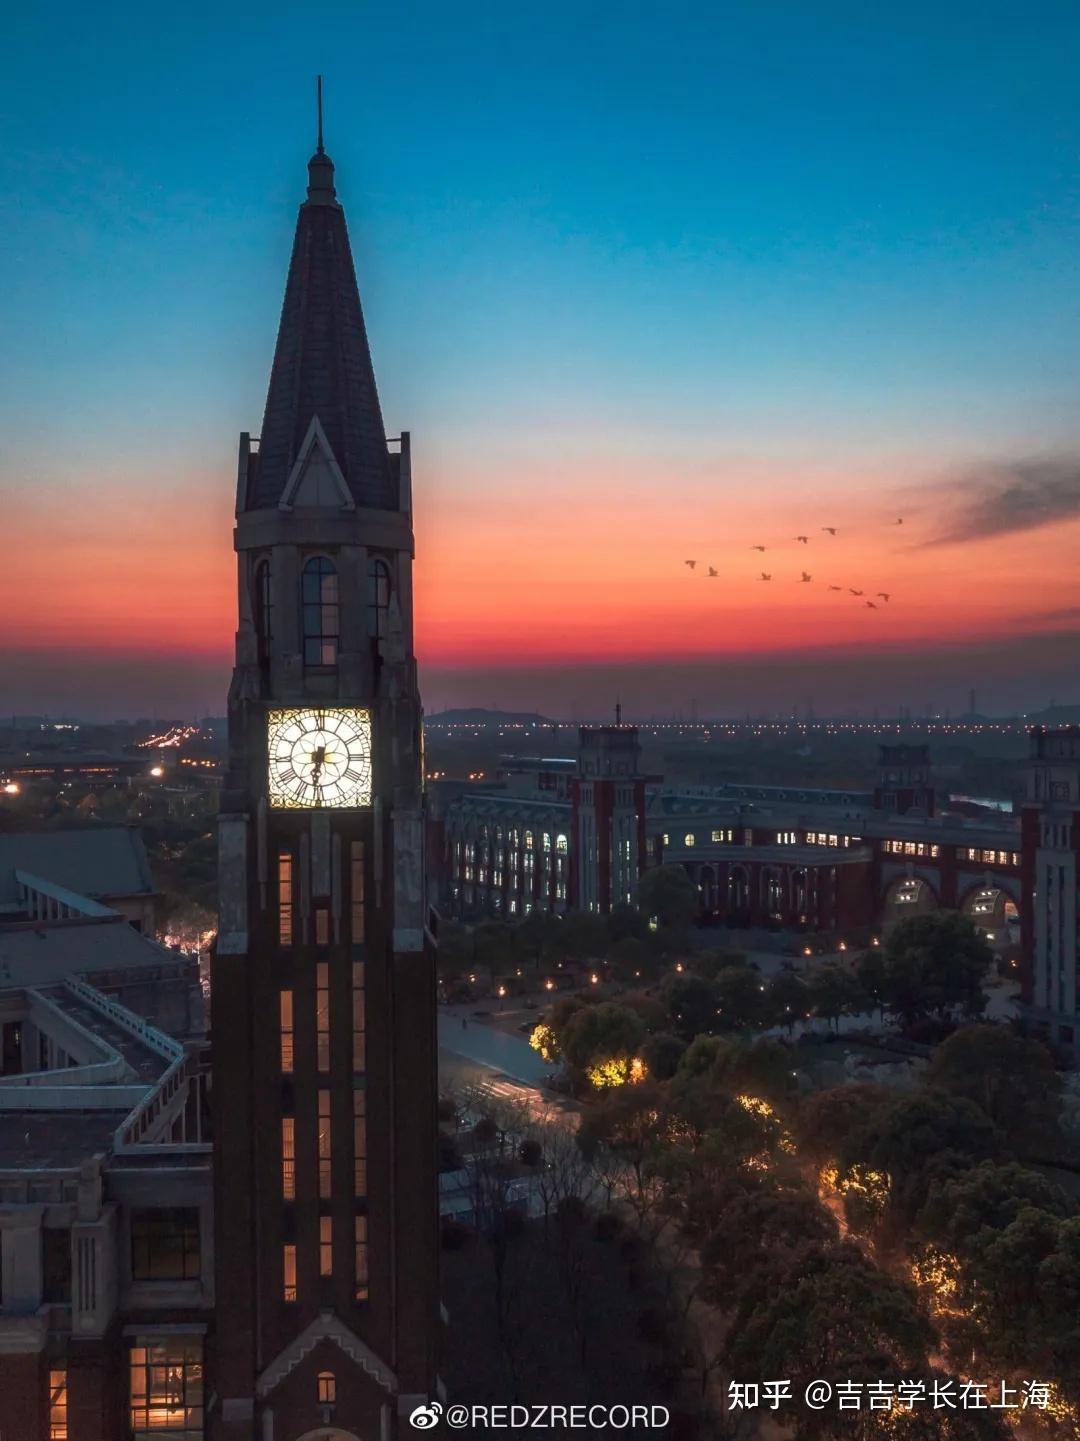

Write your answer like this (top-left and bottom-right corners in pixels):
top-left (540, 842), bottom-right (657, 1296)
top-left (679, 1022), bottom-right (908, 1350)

top-left (684, 519), bottom-right (904, 610)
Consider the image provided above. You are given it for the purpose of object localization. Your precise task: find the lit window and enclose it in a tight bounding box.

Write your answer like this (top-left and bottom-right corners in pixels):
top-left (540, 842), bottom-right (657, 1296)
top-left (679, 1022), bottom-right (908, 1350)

top-left (129, 1338), bottom-right (203, 1439)
top-left (316, 963), bottom-right (330, 1072)
top-left (282, 1117), bottom-right (295, 1200)
top-left (685, 833), bottom-right (696, 846)
top-left (355, 1215), bottom-right (369, 1300)
top-left (318, 1091), bottom-right (331, 1199)
top-left (352, 962), bottom-right (366, 1071)
top-left (524, 831), bottom-right (534, 851)
top-left (49, 1367), bottom-right (67, 1440)
top-left (130, 1209), bottom-right (200, 1282)
top-left (283, 1244), bottom-right (297, 1302)
top-left (367, 557), bottom-right (391, 639)
top-left (662, 833), bottom-right (670, 846)
top-left (543, 833), bottom-right (552, 853)
top-left (318, 1371), bottom-right (336, 1405)
top-left (351, 841), bottom-right (366, 942)
top-left (556, 834), bottom-right (568, 853)
top-left (280, 990), bottom-right (294, 1074)
top-left (278, 852), bottom-right (293, 946)
top-left (320, 1215), bottom-right (333, 1277)
top-left (302, 556), bottom-right (340, 666)
top-left (711, 829), bottom-right (722, 842)
top-left (354, 1089), bottom-right (367, 1195)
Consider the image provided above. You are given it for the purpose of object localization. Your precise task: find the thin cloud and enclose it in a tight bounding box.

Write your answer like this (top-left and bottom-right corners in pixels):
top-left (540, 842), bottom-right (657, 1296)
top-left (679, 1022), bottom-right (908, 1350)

top-left (927, 456), bottom-right (1080, 546)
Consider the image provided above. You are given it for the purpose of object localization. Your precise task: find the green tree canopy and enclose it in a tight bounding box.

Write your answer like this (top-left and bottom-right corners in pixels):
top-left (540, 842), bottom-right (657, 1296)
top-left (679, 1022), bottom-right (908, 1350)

top-left (560, 1001), bottom-right (646, 1073)
top-left (882, 912), bottom-right (992, 1024)
top-left (635, 864), bottom-right (698, 929)
top-left (925, 1023), bottom-right (1061, 1146)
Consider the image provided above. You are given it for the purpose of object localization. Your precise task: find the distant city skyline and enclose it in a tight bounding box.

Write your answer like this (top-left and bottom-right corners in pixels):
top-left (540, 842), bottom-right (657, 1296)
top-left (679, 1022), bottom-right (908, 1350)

top-left (5, 1), bottom-right (1080, 714)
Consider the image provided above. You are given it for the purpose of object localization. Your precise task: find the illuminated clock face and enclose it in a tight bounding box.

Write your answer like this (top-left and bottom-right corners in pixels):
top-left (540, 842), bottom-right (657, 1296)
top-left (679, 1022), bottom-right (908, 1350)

top-left (267, 708), bottom-right (373, 809)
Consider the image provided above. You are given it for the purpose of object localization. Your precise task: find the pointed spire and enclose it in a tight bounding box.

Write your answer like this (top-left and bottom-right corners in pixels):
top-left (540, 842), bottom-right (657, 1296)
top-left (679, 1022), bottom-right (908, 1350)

top-left (307, 74), bottom-right (336, 205)
top-left (245, 95), bottom-right (394, 513)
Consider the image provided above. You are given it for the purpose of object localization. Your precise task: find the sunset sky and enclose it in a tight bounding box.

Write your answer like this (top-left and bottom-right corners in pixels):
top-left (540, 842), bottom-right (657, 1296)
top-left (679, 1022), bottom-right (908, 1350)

top-left (4, 1), bottom-right (1080, 718)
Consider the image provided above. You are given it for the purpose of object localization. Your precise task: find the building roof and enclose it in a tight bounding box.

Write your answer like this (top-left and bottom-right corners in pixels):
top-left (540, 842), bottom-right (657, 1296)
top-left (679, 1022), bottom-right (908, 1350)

top-left (245, 146), bottom-right (396, 512)
top-left (0, 917), bottom-right (175, 989)
top-left (0, 826), bottom-right (154, 908)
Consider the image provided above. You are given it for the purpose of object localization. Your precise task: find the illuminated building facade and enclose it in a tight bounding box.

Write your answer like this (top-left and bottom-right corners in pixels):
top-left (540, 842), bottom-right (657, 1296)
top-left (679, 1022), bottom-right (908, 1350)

top-left (1020, 726), bottom-right (1080, 1052)
top-left (436, 740), bottom-right (1023, 947)
top-left (209, 128), bottom-right (439, 1440)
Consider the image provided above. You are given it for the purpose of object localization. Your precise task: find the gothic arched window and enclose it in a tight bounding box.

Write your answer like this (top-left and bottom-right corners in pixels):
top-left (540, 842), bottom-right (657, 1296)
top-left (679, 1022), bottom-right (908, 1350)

top-left (254, 559), bottom-right (272, 653)
top-left (302, 557), bottom-right (339, 666)
top-left (367, 557), bottom-right (391, 639)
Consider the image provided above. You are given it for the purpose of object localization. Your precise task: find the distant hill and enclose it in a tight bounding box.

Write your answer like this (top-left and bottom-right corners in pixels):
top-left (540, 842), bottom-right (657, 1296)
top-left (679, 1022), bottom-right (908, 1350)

top-left (426, 708), bottom-right (557, 727)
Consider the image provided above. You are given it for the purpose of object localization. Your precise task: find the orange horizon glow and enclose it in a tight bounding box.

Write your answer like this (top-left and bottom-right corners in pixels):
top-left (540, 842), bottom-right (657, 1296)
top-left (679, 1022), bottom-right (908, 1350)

top-left (5, 457), bottom-right (1080, 675)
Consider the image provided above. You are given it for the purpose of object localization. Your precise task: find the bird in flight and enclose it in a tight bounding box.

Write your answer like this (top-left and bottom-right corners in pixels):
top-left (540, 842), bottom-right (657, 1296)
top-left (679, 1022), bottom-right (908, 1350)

top-left (795, 535), bottom-right (809, 544)
top-left (685, 560), bottom-right (697, 569)
top-left (849, 588), bottom-right (864, 596)
top-left (800, 572), bottom-right (812, 582)
top-left (876, 592), bottom-right (890, 602)
top-left (760, 572), bottom-right (772, 581)
top-left (894, 518), bottom-right (904, 525)
top-left (751, 545), bottom-right (767, 552)
top-left (865, 601), bottom-right (878, 609)
top-left (821, 527), bottom-right (837, 536)
top-left (707, 566), bottom-right (718, 578)
top-left (828, 585), bottom-right (842, 591)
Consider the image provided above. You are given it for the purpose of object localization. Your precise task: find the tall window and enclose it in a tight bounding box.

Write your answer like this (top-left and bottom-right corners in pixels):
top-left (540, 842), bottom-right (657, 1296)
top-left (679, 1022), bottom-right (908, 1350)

top-left (280, 990), bottom-right (294, 1074)
top-left (355, 1215), bottom-right (369, 1300)
top-left (315, 907), bottom-right (330, 946)
top-left (351, 840), bottom-right (366, 941)
top-left (131, 1209), bottom-right (200, 1282)
top-left (129, 1338), bottom-right (203, 1440)
top-left (353, 1089), bottom-right (367, 1196)
top-left (49, 1367), bottom-right (67, 1440)
top-left (302, 556), bottom-right (340, 666)
top-left (254, 558), bottom-right (271, 654)
top-left (281, 1118), bottom-right (295, 1201)
top-left (316, 963), bottom-right (330, 1071)
top-left (320, 1215), bottom-right (333, 1277)
top-left (352, 962), bottom-right (366, 1071)
top-left (367, 557), bottom-right (391, 639)
top-left (317, 1372), bottom-right (337, 1405)
top-left (318, 1090), bottom-right (332, 1199)
top-left (278, 852), bottom-right (293, 946)
top-left (283, 1245), bottom-right (297, 1302)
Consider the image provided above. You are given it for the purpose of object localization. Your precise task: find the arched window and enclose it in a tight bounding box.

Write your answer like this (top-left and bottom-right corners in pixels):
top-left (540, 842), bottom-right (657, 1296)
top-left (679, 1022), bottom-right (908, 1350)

top-left (254, 559), bottom-right (272, 652)
top-left (302, 557), bottom-right (339, 666)
top-left (317, 1371), bottom-right (336, 1405)
top-left (368, 557), bottom-right (391, 639)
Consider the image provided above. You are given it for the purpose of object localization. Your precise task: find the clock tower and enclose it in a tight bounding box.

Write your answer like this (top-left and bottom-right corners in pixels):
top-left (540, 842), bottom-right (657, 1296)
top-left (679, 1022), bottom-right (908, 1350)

top-left (209, 122), bottom-right (439, 1439)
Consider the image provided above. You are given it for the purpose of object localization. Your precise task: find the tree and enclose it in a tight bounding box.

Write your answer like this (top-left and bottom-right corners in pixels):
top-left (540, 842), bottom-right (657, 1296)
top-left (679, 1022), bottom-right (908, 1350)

top-left (765, 969), bottom-right (810, 1034)
top-left (689, 947), bottom-right (748, 980)
top-left (844, 1090), bottom-right (1000, 1226)
top-left (712, 964), bottom-right (767, 1031)
top-left (560, 910), bottom-right (609, 961)
top-left (640, 1030), bottom-right (685, 1080)
top-left (472, 919), bottom-right (515, 976)
top-left (607, 901), bottom-right (649, 943)
top-left (635, 865), bottom-right (698, 929)
top-left (560, 1002), bottom-right (645, 1077)
top-left (883, 913), bottom-right (992, 1024)
top-left (916, 1160), bottom-right (1071, 1260)
top-left (606, 936), bottom-right (655, 986)
top-left (659, 971), bottom-right (719, 1040)
top-left (514, 909), bottom-right (560, 969)
top-left (724, 1240), bottom-right (934, 1417)
top-left (925, 1024), bottom-right (1061, 1147)
top-left (855, 946), bottom-right (888, 1021)
top-left (807, 962), bottom-right (866, 1031)
top-left (795, 1083), bottom-right (893, 1167)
